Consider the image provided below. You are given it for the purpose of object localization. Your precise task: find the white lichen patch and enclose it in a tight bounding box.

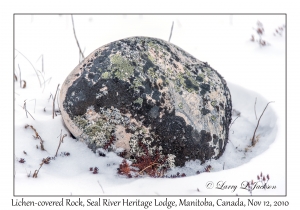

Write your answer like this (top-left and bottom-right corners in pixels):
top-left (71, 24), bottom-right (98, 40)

top-left (74, 107), bottom-right (131, 148)
top-left (166, 154), bottom-right (176, 169)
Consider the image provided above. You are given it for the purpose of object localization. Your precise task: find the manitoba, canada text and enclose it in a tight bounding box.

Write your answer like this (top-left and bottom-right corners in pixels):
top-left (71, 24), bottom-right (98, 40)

top-left (11, 198), bottom-right (289, 208)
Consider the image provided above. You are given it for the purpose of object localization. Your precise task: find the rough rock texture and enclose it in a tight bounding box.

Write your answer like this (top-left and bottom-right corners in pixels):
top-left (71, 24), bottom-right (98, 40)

top-left (60, 36), bottom-right (232, 168)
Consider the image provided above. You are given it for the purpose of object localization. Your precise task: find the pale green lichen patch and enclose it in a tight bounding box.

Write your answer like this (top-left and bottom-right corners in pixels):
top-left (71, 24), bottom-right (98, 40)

top-left (147, 67), bottom-right (158, 79)
top-left (211, 100), bottom-right (217, 107)
top-left (73, 116), bottom-right (88, 128)
top-left (165, 78), bottom-right (170, 85)
top-left (132, 78), bottom-right (143, 89)
top-left (211, 115), bottom-right (217, 122)
top-left (176, 73), bottom-right (199, 93)
top-left (198, 73), bottom-right (205, 78)
top-left (203, 67), bottom-right (211, 72)
top-left (148, 54), bottom-right (156, 63)
top-left (178, 102), bottom-right (183, 109)
top-left (203, 67), bottom-right (213, 77)
top-left (85, 125), bottom-right (103, 137)
top-left (73, 117), bottom-right (107, 147)
top-left (133, 97), bottom-right (143, 105)
top-left (110, 54), bottom-right (134, 80)
top-left (101, 71), bottom-right (110, 79)
top-left (148, 41), bottom-right (159, 52)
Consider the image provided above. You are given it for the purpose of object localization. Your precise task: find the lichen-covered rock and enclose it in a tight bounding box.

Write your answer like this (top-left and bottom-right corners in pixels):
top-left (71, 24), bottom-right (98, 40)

top-left (60, 36), bottom-right (232, 168)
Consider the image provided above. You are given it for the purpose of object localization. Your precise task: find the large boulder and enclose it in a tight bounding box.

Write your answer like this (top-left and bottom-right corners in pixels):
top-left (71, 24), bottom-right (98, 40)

top-left (60, 36), bottom-right (232, 168)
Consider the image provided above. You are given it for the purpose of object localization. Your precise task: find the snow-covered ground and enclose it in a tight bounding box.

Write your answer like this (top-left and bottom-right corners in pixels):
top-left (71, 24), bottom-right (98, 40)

top-left (14, 15), bottom-right (285, 196)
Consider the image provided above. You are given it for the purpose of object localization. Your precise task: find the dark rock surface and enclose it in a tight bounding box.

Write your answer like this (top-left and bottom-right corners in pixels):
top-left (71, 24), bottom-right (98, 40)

top-left (60, 36), bottom-right (232, 168)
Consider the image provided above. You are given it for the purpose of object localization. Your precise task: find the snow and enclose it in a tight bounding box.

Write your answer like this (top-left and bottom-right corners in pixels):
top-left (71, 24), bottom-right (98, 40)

top-left (14, 15), bottom-right (285, 196)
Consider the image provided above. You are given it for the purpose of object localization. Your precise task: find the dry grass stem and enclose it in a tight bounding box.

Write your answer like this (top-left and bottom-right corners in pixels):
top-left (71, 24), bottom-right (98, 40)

top-left (57, 129), bottom-right (62, 138)
top-left (97, 180), bottom-right (105, 194)
top-left (251, 101), bottom-right (274, 146)
top-left (229, 116), bottom-right (239, 130)
top-left (48, 93), bottom-right (54, 102)
top-left (139, 162), bottom-right (160, 175)
top-left (56, 88), bottom-right (60, 111)
top-left (37, 54), bottom-right (49, 92)
top-left (25, 124), bottom-right (45, 150)
top-left (32, 157), bottom-right (51, 178)
top-left (168, 21), bottom-right (174, 42)
top-left (55, 131), bottom-right (67, 157)
top-left (15, 49), bottom-right (42, 87)
top-left (23, 100), bottom-right (35, 120)
top-left (71, 15), bottom-right (85, 61)
top-left (22, 80), bottom-right (27, 88)
top-left (44, 77), bottom-right (52, 85)
top-left (52, 84), bottom-right (60, 119)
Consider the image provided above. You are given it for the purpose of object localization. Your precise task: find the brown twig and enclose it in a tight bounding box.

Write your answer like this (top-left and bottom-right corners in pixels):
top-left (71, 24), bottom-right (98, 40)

top-left (139, 162), bottom-right (160, 175)
top-left (25, 124), bottom-right (45, 150)
top-left (55, 132), bottom-right (67, 157)
top-left (14, 73), bottom-right (18, 81)
top-left (52, 84), bottom-right (60, 119)
top-left (23, 100), bottom-right (35, 120)
top-left (22, 80), bottom-right (27, 88)
top-left (168, 21), bottom-right (174, 42)
top-left (71, 15), bottom-right (85, 61)
top-left (251, 101), bottom-right (274, 146)
top-left (32, 157), bottom-right (51, 178)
